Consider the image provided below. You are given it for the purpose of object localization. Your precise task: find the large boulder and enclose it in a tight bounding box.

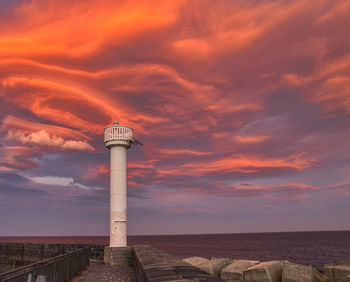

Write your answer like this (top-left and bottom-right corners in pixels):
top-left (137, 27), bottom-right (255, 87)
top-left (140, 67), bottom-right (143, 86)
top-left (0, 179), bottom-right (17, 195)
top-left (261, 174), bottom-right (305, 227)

top-left (282, 261), bottom-right (328, 282)
top-left (183, 256), bottom-right (209, 267)
top-left (335, 259), bottom-right (350, 266)
top-left (221, 259), bottom-right (260, 281)
top-left (323, 264), bottom-right (350, 281)
top-left (197, 258), bottom-right (232, 277)
top-left (243, 261), bottom-right (283, 282)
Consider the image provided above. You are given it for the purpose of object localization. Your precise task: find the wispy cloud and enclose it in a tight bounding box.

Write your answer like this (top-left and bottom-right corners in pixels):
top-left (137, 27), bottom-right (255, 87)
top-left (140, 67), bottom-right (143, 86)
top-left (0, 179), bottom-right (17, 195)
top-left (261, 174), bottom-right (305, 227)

top-left (0, 0), bottom-right (350, 234)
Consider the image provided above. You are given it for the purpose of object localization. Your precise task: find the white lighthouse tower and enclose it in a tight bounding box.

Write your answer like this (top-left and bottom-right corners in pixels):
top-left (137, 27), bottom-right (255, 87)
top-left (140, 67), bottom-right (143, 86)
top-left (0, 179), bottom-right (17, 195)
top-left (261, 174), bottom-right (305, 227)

top-left (104, 121), bottom-right (134, 247)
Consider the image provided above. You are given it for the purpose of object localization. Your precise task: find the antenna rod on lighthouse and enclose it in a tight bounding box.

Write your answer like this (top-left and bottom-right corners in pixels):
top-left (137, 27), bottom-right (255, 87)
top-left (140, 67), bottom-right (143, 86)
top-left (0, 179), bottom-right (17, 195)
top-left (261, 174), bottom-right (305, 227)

top-left (104, 120), bottom-right (134, 247)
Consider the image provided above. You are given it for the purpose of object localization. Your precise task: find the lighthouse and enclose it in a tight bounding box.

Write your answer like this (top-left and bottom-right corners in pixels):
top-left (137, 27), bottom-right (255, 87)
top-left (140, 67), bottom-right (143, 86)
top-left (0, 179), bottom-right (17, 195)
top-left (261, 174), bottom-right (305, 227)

top-left (104, 121), bottom-right (134, 247)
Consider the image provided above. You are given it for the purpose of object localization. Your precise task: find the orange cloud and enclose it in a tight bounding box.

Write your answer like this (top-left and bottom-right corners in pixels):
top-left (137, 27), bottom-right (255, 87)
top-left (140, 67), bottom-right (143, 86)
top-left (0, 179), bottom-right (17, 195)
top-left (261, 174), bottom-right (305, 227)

top-left (313, 76), bottom-right (350, 114)
top-left (0, 58), bottom-right (93, 76)
top-left (282, 53), bottom-right (350, 116)
top-left (0, 166), bottom-right (14, 172)
top-left (127, 181), bottom-right (147, 188)
top-left (173, 39), bottom-right (211, 59)
top-left (5, 130), bottom-right (94, 151)
top-left (234, 135), bottom-right (270, 144)
top-left (316, 0), bottom-right (350, 24)
top-left (2, 116), bottom-right (90, 140)
top-left (143, 180), bottom-right (319, 203)
top-left (127, 163), bottom-right (155, 169)
top-left (156, 153), bottom-right (315, 177)
top-left (0, 146), bottom-right (41, 170)
top-left (235, 182), bottom-right (317, 193)
top-left (1, 116), bottom-right (94, 152)
top-left (127, 161), bottom-right (156, 180)
top-left (1, 76), bottom-right (118, 132)
top-left (156, 148), bottom-right (213, 157)
top-left (0, 0), bottom-right (180, 57)
top-left (171, 0), bottom-right (317, 62)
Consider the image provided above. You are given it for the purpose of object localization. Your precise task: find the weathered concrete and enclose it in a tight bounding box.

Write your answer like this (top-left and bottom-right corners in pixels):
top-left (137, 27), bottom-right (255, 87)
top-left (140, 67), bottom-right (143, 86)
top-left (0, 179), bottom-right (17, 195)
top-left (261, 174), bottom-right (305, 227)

top-left (133, 245), bottom-right (222, 281)
top-left (243, 261), bottom-right (283, 282)
top-left (221, 259), bottom-right (260, 281)
top-left (196, 258), bottom-right (232, 277)
top-left (335, 259), bottom-right (350, 266)
top-left (315, 271), bottom-right (330, 282)
top-left (282, 261), bottom-right (319, 282)
top-left (71, 260), bottom-right (137, 282)
top-left (323, 264), bottom-right (350, 282)
top-left (183, 256), bottom-right (209, 267)
top-left (104, 246), bottom-right (133, 268)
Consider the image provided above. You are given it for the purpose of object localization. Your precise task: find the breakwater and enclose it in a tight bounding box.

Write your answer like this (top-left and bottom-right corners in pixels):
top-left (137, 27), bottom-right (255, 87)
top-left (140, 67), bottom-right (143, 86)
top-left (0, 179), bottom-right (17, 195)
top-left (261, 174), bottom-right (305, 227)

top-left (104, 245), bottom-right (350, 281)
top-left (1, 242), bottom-right (350, 281)
top-left (182, 255), bottom-right (350, 281)
top-left (3, 231), bottom-right (350, 269)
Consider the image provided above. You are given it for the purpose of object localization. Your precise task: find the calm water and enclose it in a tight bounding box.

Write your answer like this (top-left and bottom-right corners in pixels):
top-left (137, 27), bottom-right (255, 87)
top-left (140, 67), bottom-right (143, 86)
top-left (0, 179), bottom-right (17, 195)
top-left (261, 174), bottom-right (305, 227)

top-left (1, 231), bottom-right (349, 269)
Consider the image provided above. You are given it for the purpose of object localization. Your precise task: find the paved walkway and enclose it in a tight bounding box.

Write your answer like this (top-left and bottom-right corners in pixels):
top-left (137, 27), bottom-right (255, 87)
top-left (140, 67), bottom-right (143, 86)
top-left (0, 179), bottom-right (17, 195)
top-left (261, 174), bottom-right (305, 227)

top-left (71, 260), bottom-right (137, 282)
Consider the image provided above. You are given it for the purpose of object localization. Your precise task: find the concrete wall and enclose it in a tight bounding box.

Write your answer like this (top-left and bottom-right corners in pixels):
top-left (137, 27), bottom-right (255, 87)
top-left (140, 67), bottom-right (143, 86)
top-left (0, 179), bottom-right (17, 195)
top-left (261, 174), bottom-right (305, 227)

top-left (132, 245), bottom-right (222, 282)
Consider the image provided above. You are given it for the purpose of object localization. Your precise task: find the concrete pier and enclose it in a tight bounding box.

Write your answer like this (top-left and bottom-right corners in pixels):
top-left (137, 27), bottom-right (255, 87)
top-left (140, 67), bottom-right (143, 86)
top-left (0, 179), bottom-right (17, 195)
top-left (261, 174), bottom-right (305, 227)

top-left (72, 245), bottom-right (222, 282)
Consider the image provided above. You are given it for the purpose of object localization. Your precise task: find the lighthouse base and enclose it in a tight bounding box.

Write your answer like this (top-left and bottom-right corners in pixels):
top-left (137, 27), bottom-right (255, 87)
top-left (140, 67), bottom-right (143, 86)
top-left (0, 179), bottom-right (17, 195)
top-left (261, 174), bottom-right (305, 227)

top-left (104, 246), bottom-right (133, 267)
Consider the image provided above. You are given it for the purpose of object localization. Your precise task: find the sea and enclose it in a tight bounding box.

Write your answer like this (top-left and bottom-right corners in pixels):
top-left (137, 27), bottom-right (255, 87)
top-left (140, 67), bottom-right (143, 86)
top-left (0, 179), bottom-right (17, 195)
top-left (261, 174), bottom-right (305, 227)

top-left (1, 231), bottom-right (349, 269)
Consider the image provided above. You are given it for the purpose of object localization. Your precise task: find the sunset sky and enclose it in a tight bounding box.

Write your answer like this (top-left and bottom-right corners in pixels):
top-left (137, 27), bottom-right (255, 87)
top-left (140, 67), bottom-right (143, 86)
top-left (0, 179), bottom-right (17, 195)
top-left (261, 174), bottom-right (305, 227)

top-left (0, 0), bottom-right (349, 236)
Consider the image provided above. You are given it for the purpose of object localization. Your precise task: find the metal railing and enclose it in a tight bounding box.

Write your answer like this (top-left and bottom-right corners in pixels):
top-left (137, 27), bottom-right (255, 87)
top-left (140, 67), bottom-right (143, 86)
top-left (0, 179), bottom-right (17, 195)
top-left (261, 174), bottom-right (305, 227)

top-left (0, 244), bottom-right (65, 264)
top-left (104, 125), bottom-right (133, 142)
top-left (0, 247), bottom-right (89, 282)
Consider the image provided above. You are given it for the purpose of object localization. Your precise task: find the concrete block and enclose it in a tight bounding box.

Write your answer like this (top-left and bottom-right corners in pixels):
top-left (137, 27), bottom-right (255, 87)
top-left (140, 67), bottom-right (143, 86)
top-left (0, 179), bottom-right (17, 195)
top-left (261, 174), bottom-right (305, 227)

top-left (103, 246), bottom-right (132, 267)
top-left (323, 264), bottom-right (350, 282)
top-left (243, 261), bottom-right (283, 282)
top-left (221, 259), bottom-right (260, 281)
top-left (282, 261), bottom-right (319, 282)
top-left (183, 256), bottom-right (209, 267)
top-left (335, 259), bottom-right (350, 266)
top-left (197, 258), bottom-right (232, 277)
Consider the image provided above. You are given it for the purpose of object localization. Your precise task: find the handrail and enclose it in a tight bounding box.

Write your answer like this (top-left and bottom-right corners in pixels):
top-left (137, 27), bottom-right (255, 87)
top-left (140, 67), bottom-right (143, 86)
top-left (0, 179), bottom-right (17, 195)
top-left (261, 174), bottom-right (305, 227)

top-left (0, 247), bottom-right (90, 282)
top-left (104, 125), bottom-right (133, 143)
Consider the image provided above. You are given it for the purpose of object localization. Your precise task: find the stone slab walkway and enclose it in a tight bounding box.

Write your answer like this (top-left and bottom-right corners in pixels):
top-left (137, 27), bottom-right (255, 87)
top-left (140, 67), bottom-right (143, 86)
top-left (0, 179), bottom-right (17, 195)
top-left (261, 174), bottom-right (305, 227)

top-left (70, 260), bottom-right (137, 282)
top-left (133, 245), bottom-right (222, 281)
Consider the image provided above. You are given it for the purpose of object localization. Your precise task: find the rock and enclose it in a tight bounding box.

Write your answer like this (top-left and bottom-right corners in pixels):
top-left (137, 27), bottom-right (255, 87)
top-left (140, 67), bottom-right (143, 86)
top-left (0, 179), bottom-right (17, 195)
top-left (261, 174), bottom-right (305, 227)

top-left (282, 261), bottom-right (322, 282)
top-left (221, 259), bottom-right (260, 281)
top-left (182, 256), bottom-right (209, 267)
top-left (323, 264), bottom-right (350, 282)
top-left (243, 261), bottom-right (283, 282)
top-left (197, 258), bottom-right (232, 277)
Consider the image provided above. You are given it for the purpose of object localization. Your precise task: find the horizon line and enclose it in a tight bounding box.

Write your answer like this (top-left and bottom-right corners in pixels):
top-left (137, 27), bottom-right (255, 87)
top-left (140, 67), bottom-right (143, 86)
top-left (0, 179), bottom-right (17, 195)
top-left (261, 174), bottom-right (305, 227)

top-left (1, 229), bottom-right (349, 237)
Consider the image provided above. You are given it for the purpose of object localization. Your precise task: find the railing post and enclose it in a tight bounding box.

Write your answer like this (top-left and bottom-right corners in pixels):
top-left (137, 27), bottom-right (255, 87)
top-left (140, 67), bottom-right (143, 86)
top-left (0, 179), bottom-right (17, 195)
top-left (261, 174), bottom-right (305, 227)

top-left (66, 256), bottom-right (69, 281)
top-left (41, 245), bottom-right (44, 261)
top-left (21, 245), bottom-right (24, 266)
top-left (31, 270), bottom-right (37, 282)
top-left (78, 250), bottom-right (81, 270)
top-left (53, 262), bottom-right (56, 282)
